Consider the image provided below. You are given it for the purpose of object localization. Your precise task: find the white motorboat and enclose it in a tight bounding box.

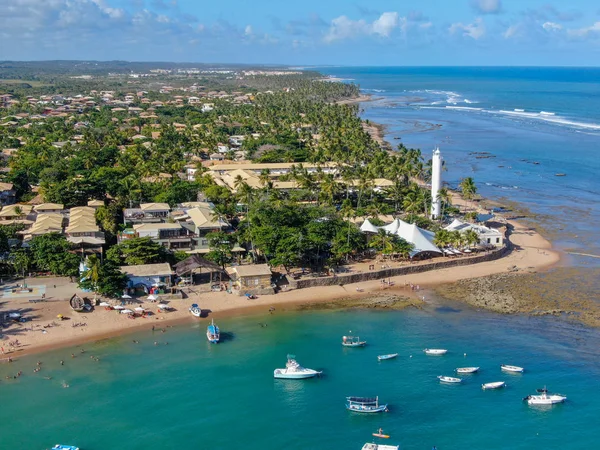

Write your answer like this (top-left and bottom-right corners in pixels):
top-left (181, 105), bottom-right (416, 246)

top-left (342, 335), bottom-right (366, 347)
top-left (346, 396), bottom-right (388, 413)
top-left (501, 364), bottom-right (524, 373)
top-left (362, 444), bottom-right (399, 450)
top-left (482, 381), bottom-right (506, 390)
top-left (524, 387), bottom-right (566, 405)
top-left (52, 446), bottom-right (80, 450)
top-left (274, 355), bottom-right (321, 379)
top-left (438, 375), bottom-right (462, 384)
top-left (456, 367), bottom-right (479, 374)
top-left (377, 353), bottom-right (398, 361)
top-left (189, 303), bottom-right (201, 317)
top-left (424, 348), bottom-right (447, 355)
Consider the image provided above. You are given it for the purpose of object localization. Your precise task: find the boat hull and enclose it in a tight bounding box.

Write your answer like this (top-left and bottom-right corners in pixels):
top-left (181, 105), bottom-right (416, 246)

top-left (346, 405), bottom-right (388, 413)
top-left (456, 367), bottom-right (479, 374)
top-left (424, 349), bottom-right (447, 355)
top-left (482, 382), bottom-right (506, 390)
top-left (526, 396), bottom-right (566, 405)
top-left (438, 376), bottom-right (462, 383)
top-left (501, 365), bottom-right (524, 373)
top-left (273, 370), bottom-right (320, 379)
top-left (342, 342), bottom-right (366, 347)
top-left (377, 353), bottom-right (398, 361)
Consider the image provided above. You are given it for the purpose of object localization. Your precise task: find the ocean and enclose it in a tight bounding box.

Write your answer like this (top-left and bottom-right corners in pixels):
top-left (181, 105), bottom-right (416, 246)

top-left (1, 306), bottom-right (600, 450)
top-left (2, 67), bottom-right (600, 449)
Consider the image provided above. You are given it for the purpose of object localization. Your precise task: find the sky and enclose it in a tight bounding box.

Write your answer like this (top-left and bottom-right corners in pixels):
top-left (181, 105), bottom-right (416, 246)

top-left (1, 0), bottom-right (600, 65)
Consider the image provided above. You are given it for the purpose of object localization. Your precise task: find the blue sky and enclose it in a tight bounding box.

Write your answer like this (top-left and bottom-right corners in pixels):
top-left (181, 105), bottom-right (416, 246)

top-left (2, 0), bottom-right (600, 65)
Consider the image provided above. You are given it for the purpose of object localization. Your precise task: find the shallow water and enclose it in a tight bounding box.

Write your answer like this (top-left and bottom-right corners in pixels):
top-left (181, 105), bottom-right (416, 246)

top-left (1, 305), bottom-right (599, 450)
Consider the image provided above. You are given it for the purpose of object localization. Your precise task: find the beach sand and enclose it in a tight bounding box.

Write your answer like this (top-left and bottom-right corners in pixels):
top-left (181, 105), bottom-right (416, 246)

top-left (0, 217), bottom-right (560, 360)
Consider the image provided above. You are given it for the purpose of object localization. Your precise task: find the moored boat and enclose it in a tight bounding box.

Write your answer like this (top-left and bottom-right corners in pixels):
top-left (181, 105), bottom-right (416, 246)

top-left (362, 444), bottom-right (399, 450)
top-left (438, 375), bottom-right (462, 384)
top-left (189, 303), bottom-right (201, 317)
top-left (69, 294), bottom-right (85, 312)
top-left (342, 335), bottom-right (367, 347)
top-left (424, 348), bottom-right (447, 355)
top-left (482, 381), bottom-right (506, 390)
top-left (346, 396), bottom-right (388, 413)
top-left (456, 366), bottom-right (479, 374)
top-left (52, 445), bottom-right (80, 450)
top-left (207, 318), bottom-right (220, 343)
top-left (377, 353), bottom-right (398, 361)
top-left (524, 387), bottom-right (566, 405)
top-left (274, 355), bottom-right (321, 379)
top-left (501, 364), bottom-right (524, 373)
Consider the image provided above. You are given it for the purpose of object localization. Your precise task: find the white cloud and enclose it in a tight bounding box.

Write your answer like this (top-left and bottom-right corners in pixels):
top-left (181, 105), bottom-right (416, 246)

top-left (449, 18), bottom-right (486, 40)
top-left (503, 24), bottom-right (521, 39)
top-left (245, 25), bottom-right (253, 36)
top-left (542, 22), bottom-right (562, 32)
top-left (567, 22), bottom-right (600, 38)
top-left (470, 0), bottom-right (502, 15)
top-left (324, 12), bottom-right (400, 42)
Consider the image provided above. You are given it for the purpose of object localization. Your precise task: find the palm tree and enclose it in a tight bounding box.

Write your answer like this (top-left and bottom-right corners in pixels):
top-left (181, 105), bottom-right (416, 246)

top-left (459, 177), bottom-right (477, 210)
top-left (369, 229), bottom-right (394, 256)
top-left (83, 255), bottom-right (101, 301)
top-left (433, 229), bottom-right (451, 250)
top-left (437, 187), bottom-right (451, 221)
top-left (463, 229), bottom-right (480, 249)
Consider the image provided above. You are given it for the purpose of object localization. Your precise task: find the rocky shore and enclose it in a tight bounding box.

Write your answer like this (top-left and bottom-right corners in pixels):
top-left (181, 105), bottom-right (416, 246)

top-left (293, 294), bottom-right (423, 311)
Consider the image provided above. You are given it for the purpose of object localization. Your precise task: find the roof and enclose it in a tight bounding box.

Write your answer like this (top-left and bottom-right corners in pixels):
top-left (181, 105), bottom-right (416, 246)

top-left (185, 207), bottom-right (228, 229)
top-left (0, 204), bottom-right (33, 218)
top-left (0, 182), bottom-right (14, 191)
top-left (208, 162), bottom-right (339, 172)
top-left (28, 213), bottom-right (64, 235)
top-left (173, 255), bottom-right (224, 275)
top-left (87, 200), bottom-right (104, 207)
top-left (33, 202), bottom-right (64, 211)
top-left (133, 222), bottom-right (182, 232)
top-left (227, 264), bottom-right (272, 278)
top-left (120, 263), bottom-right (173, 277)
top-left (140, 203), bottom-right (170, 211)
top-left (360, 219), bottom-right (379, 233)
top-left (362, 218), bottom-right (442, 256)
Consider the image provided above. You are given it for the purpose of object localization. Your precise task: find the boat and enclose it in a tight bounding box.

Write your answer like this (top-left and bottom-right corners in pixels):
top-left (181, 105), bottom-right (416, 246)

top-left (69, 294), bottom-right (85, 312)
top-left (501, 364), bottom-right (524, 373)
top-left (346, 396), bottom-right (388, 413)
top-left (189, 303), bottom-right (201, 317)
top-left (377, 353), bottom-right (398, 361)
top-left (482, 381), bottom-right (506, 390)
top-left (424, 348), bottom-right (447, 355)
top-left (362, 444), bottom-right (399, 450)
top-left (206, 318), bottom-right (220, 343)
top-left (524, 387), bottom-right (566, 405)
top-left (372, 428), bottom-right (390, 439)
top-left (273, 355), bottom-right (321, 379)
top-left (438, 375), bottom-right (462, 384)
top-left (342, 335), bottom-right (367, 347)
top-left (52, 446), bottom-right (80, 450)
top-left (456, 367), bottom-right (479, 374)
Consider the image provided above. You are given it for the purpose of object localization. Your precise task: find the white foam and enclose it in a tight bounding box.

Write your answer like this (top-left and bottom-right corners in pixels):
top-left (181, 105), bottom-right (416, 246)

top-left (540, 111), bottom-right (555, 116)
top-left (445, 106), bottom-right (484, 111)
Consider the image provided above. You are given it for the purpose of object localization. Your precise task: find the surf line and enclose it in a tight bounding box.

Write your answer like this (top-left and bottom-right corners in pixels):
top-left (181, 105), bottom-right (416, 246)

top-left (566, 252), bottom-right (600, 259)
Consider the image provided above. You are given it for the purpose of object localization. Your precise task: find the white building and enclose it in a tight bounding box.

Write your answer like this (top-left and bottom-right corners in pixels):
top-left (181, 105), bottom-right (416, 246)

top-left (445, 219), bottom-right (504, 247)
top-left (431, 147), bottom-right (442, 219)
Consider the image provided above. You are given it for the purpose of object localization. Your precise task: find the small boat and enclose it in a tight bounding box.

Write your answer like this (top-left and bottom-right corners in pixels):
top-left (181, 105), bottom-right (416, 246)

top-left (207, 319), bottom-right (220, 343)
top-left (346, 396), bottom-right (388, 413)
top-left (555, 173), bottom-right (566, 177)
top-left (69, 294), bottom-right (85, 312)
top-left (372, 429), bottom-right (390, 439)
top-left (362, 442), bottom-right (400, 450)
top-left (424, 348), bottom-right (447, 355)
top-left (501, 364), bottom-right (524, 373)
top-left (274, 355), bottom-right (321, 379)
top-left (189, 303), bottom-right (201, 317)
top-left (52, 445), bottom-right (80, 450)
top-left (342, 335), bottom-right (367, 347)
top-left (377, 353), bottom-right (398, 361)
top-left (524, 387), bottom-right (566, 405)
top-left (438, 375), bottom-right (462, 384)
top-left (362, 444), bottom-right (399, 450)
top-left (482, 381), bottom-right (506, 390)
top-left (456, 367), bottom-right (479, 374)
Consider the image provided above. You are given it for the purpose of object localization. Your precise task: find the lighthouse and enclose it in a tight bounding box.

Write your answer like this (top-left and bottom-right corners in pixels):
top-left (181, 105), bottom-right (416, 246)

top-left (431, 147), bottom-right (443, 219)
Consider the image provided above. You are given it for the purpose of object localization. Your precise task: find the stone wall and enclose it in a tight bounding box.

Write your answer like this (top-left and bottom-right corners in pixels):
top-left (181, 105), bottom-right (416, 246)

top-left (289, 245), bottom-right (510, 290)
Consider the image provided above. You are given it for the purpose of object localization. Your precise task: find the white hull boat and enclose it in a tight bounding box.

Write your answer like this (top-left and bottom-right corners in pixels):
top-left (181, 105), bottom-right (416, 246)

top-left (342, 335), bottom-right (366, 347)
top-left (274, 355), bottom-right (321, 379)
top-left (524, 387), bottom-right (566, 405)
top-left (362, 444), bottom-right (399, 450)
top-left (501, 364), bottom-right (524, 373)
top-left (438, 375), bottom-right (462, 384)
top-left (377, 353), bottom-right (398, 361)
top-left (456, 367), bottom-right (479, 374)
top-left (189, 303), bottom-right (201, 317)
top-left (346, 396), bottom-right (388, 413)
top-left (482, 381), bottom-right (506, 390)
top-left (424, 348), bottom-right (447, 355)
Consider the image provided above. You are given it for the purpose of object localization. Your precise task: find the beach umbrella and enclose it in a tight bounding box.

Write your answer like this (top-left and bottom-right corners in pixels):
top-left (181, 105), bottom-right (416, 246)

top-left (121, 294), bottom-right (132, 299)
top-left (56, 314), bottom-right (63, 319)
top-left (147, 294), bottom-right (157, 301)
top-left (114, 305), bottom-right (125, 310)
top-left (99, 302), bottom-right (110, 307)
top-left (121, 309), bottom-right (134, 314)
top-left (134, 307), bottom-right (146, 312)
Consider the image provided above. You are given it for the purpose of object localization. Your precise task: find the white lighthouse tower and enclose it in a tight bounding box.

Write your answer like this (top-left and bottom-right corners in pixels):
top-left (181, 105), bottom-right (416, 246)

top-left (430, 147), bottom-right (443, 219)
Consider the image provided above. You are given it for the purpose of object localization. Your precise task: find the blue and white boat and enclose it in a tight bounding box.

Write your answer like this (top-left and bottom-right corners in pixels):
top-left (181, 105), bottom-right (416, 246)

top-left (346, 396), bottom-right (388, 413)
top-left (377, 353), bottom-right (398, 361)
top-left (189, 303), bottom-right (201, 317)
top-left (207, 318), bottom-right (220, 343)
top-left (52, 445), bottom-right (80, 450)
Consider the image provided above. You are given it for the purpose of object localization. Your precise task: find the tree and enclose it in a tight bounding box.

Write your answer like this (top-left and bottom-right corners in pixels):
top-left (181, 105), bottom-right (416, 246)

top-left (463, 229), bottom-right (480, 248)
top-left (106, 237), bottom-right (172, 266)
top-left (206, 231), bottom-right (234, 269)
top-left (80, 254), bottom-right (101, 299)
top-left (29, 233), bottom-right (80, 276)
top-left (79, 259), bottom-right (128, 298)
top-left (459, 177), bottom-right (477, 201)
top-left (11, 248), bottom-right (33, 278)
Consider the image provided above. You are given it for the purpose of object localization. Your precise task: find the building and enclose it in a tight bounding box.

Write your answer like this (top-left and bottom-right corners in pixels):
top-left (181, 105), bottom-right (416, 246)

top-left (129, 222), bottom-right (195, 250)
top-left (124, 202), bottom-right (170, 224)
top-left (0, 182), bottom-right (16, 206)
top-left (120, 263), bottom-right (173, 294)
top-left (177, 206), bottom-right (229, 251)
top-left (226, 264), bottom-right (273, 292)
top-left (445, 219), bottom-right (504, 247)
top-left (430, 147), bottom-right (443, 219)
top-left (33, 203), bottom-right (64, 214)
top-left (65, 206), bottom-right (105, 248)
top-left (360, 218), bottom-right (442, 257)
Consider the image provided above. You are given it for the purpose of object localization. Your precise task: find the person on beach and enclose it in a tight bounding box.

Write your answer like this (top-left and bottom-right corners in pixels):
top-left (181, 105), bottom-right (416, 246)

top-left (60, 360), bottom-right (64, 365)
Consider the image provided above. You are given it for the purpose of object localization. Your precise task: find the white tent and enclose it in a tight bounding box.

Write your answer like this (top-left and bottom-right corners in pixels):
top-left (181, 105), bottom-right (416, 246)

top-left (360, 219), bottom-right (380, 234)
top-left (395, 222), bottom-right (442, 256)
top-left (381, 218), bottom-right (401, 234)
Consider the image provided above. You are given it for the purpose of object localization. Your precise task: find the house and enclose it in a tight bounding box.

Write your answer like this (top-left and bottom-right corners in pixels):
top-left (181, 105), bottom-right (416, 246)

top-left (128, 222), bottom-right (195, 250)
top-left (25, 213), bottom-right (65, 239)
top-left (65, 206), bottom-right (105, 247)
top-left (179, 206), bottom-right (228, 251)
top-left (444, 219), bottom-right (504, 247)
top-left (120, 263), bottom-right (173, 294)
top-left (217, 144), bottom-right (229, 154)
top-left (201, 103), bottom-right (214, 112)
top-left (0, 182), bottom-right (16, 206)
top-left (33, 203), bottom-right (64, 214)
top-left (87, 199), bottom-right (104, 209)
top-left (226, 264), bottom-right (273, 293)
top-left (0, 204), bottom-right (34, 222)
top-left (124, 203), bottom-right (170, 224)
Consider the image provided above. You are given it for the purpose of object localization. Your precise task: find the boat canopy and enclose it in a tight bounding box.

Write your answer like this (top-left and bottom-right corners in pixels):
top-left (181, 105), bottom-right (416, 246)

top-left (347, 396), bottom-right (378, 404)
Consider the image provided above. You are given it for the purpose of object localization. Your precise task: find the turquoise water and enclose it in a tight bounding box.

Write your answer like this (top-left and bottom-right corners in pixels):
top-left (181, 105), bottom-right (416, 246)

top-left (1, 304), bottom-right (599, 450)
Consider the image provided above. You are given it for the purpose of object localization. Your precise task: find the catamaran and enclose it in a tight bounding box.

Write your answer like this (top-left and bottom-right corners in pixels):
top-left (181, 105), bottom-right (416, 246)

top-left (346, 396), bottom-right (388, 413)
top-left (524, 387), bottom-right (567, 405)
top-left (273, 355), bottom-right (321, 379)
top-left (206, 319), bottom-right (220, 343)
top-left (342, 335), bottom-right (367, 347)
top-left (189, 303), bottom-right (201, 317)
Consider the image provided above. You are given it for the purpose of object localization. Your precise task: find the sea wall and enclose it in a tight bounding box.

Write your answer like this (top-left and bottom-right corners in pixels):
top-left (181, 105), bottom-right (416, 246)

top-left (288, 245), bottom-right (509, 290)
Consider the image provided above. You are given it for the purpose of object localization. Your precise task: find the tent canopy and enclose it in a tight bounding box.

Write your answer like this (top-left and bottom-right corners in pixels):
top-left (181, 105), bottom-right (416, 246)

top-left (361, 218), bottom-right (442, 256)
top-left (359, 218), bottom-right (379, 234)
top-left (173, 254), bottom-right (225, 276)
